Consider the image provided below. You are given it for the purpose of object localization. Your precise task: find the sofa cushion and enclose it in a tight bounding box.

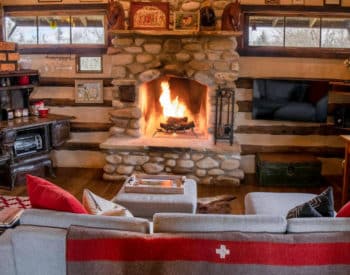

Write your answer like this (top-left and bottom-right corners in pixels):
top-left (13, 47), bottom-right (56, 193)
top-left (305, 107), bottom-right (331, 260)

top-left (336, 201), bottom-right (350, 217)
top-left (26, 174), bottom-right (87, 214)
top-left (244, 192), bottom-right (316, 216)
top-left (82, 189), bottom-right (133, 217)
top-left (287, 217), bottom-right (350, 233)
top-left (287, 187), bottom-right (334, 219)
top-left (153, 213), bottom-right (287, 233)
top-left (20, 209), bottom-right (149, 233)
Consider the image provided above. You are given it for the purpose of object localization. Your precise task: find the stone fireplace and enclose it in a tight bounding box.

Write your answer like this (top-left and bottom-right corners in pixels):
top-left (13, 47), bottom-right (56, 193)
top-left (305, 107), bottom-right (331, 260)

top-left (100, 1), bottom-right (243, 185)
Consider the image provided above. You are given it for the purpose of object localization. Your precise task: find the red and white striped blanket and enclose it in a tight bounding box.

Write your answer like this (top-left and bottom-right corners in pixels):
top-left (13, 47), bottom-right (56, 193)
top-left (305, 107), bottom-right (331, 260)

top-left (66, 226), bottom-right (350, 275)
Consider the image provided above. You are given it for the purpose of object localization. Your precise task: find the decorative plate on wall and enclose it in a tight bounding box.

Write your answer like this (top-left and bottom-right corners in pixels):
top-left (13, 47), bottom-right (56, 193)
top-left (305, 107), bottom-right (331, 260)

top-left (129, 2), bottom-right (169, 30)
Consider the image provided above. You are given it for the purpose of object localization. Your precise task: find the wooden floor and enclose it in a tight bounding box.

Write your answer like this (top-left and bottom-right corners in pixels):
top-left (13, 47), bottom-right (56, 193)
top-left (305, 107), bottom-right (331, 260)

top-left (0, 168), bottom-right (344, 214)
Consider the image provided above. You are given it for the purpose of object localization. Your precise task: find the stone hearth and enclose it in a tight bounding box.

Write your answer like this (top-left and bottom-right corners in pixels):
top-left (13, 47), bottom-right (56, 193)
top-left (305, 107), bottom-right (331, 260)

top-left (101, 0), bottom-right (242, 185)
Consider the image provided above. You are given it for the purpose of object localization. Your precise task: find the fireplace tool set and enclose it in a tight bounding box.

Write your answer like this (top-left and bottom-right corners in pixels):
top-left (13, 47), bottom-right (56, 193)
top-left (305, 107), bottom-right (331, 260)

top-left (214, 87), bottom-right (235, 145)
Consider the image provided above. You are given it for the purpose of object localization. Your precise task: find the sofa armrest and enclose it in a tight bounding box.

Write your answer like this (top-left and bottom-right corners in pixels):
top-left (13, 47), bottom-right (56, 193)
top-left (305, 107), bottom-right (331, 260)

top-left (0, 230), bottom-right (17, 275)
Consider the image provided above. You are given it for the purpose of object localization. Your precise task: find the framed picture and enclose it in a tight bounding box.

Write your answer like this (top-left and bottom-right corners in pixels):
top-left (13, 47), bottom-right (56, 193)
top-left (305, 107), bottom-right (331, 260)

top-left (324, 0), bottom-right (340, 4)
top-left (292, 0), bottom-right (304, 4)
top-left (265, 0), bottom-right (280, 4)
top-left (174, 12), bottom-right (199, 31)
top-left (75, 80), bottom-right (103, 104)
top-left (76, 56), bottom-right (103, 73)
top-left (129, 2), bottom-right (169, 30)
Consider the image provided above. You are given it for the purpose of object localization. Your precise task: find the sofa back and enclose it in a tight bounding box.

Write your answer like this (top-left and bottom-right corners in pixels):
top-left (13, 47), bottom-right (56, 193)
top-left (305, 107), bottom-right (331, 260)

top-left (8, 209), bottom-right (150, 275)
top-left (20, 208), bottom-right (150, 233)
top-left (287, 217), bottom-right (350, 233)
top-left (153, 213), bottom-right (287, 233)
top-left (66, 225), bottom-right (350, 275)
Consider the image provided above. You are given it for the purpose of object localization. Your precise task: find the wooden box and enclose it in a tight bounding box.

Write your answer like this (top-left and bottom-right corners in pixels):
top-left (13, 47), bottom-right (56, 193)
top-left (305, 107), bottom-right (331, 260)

top-left (256, 153), bottom-right (322, 186)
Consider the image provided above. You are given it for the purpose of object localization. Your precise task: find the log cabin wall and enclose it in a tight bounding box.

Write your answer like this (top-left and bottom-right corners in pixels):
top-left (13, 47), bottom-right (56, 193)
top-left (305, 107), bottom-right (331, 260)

top-left (237, 57), bottom-right (350, 175)
top-left (2, 0), bottom-right (350, 174)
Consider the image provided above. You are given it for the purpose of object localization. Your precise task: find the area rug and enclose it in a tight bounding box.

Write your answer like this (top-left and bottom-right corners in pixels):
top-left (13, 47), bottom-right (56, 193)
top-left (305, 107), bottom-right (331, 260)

top-left (0, 195), bottom-right (31, 209)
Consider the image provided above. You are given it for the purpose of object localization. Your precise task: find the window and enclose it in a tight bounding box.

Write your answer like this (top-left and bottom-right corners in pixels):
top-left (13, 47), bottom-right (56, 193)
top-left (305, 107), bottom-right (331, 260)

top-left (5, 15), bottom-right (105, 46)
top-left (5, 16), bottom-right (37, 44)
top-left (245, 12), bottom-right (350, 57)
top-left (249, 16), bottom-right (284, 47)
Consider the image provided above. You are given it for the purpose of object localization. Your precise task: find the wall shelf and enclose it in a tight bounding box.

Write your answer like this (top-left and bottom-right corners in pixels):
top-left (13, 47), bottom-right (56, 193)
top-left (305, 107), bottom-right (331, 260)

top-left (0, 85), bottom-right (35, 92)
top-left (109, 30), bottom-right (243, 37)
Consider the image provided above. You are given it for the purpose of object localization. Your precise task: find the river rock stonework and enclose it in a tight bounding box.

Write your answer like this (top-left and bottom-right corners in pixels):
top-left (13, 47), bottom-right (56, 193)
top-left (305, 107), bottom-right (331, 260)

top-left (103, 0), bottom-right (243, 186)
top-left (103, 148), bottom-right (244, 185)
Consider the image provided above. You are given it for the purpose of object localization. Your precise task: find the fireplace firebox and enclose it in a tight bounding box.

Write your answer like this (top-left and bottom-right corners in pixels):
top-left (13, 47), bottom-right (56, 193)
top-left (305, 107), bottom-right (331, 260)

top-left (140, 76), bottom-right (208, 138)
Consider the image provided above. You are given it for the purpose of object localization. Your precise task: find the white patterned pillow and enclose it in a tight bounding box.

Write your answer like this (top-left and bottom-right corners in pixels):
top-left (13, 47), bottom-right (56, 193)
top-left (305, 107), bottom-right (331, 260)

top-left (82, 189), bottom-right (133, 217)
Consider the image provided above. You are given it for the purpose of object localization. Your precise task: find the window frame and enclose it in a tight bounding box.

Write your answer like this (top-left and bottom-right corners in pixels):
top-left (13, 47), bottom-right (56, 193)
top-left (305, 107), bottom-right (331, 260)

top-left (240, 6), bottom-right (350, 58)
top-left (3, 4), bottom-right (108, 55)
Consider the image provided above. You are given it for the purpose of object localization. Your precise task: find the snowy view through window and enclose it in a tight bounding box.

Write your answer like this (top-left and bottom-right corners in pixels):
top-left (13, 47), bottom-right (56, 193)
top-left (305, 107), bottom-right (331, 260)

top-left (5, 15), bottom-right (104, 45)
top-left (249, 16), bottom-right (350, 49)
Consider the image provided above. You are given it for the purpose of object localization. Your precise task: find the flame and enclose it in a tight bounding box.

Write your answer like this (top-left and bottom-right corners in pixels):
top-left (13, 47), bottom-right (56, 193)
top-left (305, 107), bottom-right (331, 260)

top-left (159, 81), bottom-right (186, 118)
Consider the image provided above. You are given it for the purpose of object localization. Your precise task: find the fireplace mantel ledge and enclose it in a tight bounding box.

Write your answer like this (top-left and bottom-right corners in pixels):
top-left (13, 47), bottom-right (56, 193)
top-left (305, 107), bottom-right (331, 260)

top-left (109, 30), bottom-right (243, 37)
top-left (100, 136), bottom-right (241, 154)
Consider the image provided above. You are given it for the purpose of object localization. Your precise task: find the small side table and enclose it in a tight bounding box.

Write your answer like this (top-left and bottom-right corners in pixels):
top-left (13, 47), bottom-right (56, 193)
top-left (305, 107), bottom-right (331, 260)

top-left (341, 135), bottom-right (350, 205)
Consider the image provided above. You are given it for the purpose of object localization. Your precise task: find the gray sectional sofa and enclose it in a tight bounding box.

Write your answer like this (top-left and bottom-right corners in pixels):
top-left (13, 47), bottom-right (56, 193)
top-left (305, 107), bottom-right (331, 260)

top-left (1, 192), bottom-right (350, 275)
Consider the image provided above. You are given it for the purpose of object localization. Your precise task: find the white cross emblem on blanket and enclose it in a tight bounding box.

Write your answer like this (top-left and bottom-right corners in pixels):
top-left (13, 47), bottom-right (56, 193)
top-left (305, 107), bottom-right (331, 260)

top-left (216, 244), bottom-right (230, 259)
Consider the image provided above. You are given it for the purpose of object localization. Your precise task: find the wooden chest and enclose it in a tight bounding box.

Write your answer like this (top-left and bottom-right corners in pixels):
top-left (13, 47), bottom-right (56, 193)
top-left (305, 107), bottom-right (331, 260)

top-left (256, 153), bottom-right (322, 186)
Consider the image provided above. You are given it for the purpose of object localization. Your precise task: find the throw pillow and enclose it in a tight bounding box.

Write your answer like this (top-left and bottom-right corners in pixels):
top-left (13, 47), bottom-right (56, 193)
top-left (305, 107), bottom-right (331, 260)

top-left (336, 201), bottom-right (350, 217)
top-left (298, 203), bottom-right (323, 218)
top-left (26, 174), bottom-right (87, 214)
top-left (82, 189), bottom-right (133, 217)
top-left (286, 186), bottom-right (334, 219)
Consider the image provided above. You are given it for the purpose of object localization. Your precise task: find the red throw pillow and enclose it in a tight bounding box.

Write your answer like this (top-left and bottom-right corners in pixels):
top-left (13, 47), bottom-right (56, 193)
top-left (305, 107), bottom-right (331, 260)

top-left (336, 201), bottom-right (350, 217)
top-left (26, 174), bottom-right (87, 214)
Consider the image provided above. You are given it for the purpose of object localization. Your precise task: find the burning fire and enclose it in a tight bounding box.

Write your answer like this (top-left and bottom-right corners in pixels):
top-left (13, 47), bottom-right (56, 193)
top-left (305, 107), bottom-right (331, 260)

top-left (159, 81), bottom-right (186, 118)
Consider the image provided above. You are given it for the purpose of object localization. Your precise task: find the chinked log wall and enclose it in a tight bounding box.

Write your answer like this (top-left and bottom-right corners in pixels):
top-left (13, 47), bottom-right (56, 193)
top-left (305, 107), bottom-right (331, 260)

top-left (13, 0), bottom-right (350, 175)
top-left (28, 55), bottom-right (114, 168)
top-left (237, 57), bottom-right (350, 176)
top-left (30, 55), bottom-right (350, 175)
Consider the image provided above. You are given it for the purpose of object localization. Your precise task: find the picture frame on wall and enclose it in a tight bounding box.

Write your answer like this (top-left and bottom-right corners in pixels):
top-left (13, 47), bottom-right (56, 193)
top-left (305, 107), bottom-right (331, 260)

top-left (174, 12), bottom-right (200, 31)
top-left (324, 0), bottom-right (340, 4)
top-left (75, 80), bottom-right (104, 104)
top-left (129, 1), bottom-right (169, 30)
top-left (76, 56), bottom-right (103, 73)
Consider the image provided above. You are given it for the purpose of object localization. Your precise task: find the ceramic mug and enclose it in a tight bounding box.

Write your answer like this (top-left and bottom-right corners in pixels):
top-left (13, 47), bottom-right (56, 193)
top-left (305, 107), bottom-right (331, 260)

top-left (38, 107), bottom-right (49, 118)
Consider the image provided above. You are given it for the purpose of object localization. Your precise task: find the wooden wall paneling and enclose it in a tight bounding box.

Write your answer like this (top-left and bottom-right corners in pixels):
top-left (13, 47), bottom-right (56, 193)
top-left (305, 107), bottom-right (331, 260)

top-left (239, 57), bottom-right (349, 80)
top-left (49, 106), bottom-right (113, 123)
top-left (51, 150), bottom-right (106, 168)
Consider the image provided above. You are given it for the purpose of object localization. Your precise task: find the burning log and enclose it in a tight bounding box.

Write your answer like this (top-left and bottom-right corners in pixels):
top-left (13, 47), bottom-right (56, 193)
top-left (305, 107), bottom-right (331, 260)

top-left (166, 116), bottom-right (188, 124)
top-left (160, 121), bottom-right (195, 131)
